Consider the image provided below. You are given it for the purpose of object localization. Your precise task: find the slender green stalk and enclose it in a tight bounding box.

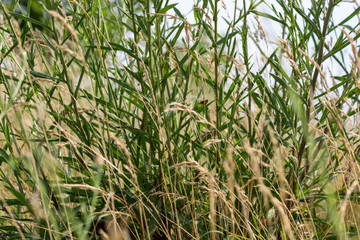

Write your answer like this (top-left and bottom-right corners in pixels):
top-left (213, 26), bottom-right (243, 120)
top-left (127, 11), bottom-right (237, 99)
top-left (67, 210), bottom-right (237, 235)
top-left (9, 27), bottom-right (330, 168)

top-left (214, 0), bottom-right (220, 166)
top-left (296, 0), bottom-right (335, 185)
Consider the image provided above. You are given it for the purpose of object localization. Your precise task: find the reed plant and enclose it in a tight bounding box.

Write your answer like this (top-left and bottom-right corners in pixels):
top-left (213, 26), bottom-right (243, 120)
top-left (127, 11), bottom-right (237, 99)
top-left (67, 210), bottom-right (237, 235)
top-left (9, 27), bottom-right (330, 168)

top-left (0, 0), bottom-right (360, 239)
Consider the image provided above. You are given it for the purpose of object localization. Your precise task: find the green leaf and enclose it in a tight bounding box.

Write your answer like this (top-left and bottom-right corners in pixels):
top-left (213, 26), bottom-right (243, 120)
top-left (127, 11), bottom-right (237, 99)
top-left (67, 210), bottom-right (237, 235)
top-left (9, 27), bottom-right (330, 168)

top-left (293, 6), bottom-right (322, 38)
top-left (9, 11), bottom-right (50, 30)
top-left (159, 3), bottom-right (178, 14)
top-left (251, 10), bottom-right (287, 26)
top-left (217, 31), bottom-right (238, 45)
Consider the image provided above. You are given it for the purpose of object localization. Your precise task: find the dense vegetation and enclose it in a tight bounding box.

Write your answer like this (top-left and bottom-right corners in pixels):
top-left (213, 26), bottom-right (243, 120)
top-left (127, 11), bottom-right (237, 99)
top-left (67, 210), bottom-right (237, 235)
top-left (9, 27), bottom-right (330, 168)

top-left (1, 0), bottom-right (360, 239)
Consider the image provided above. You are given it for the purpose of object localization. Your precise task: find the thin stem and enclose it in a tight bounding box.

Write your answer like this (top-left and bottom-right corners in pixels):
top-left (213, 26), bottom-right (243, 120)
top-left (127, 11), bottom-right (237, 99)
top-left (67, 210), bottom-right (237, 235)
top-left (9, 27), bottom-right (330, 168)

top-left (214, 0), bottom-right (220, 165)
top-left (212, 1), bottom-right (219, 239)
top-left (295, 0), bottom-right (335, 192)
